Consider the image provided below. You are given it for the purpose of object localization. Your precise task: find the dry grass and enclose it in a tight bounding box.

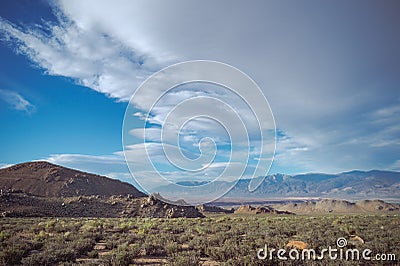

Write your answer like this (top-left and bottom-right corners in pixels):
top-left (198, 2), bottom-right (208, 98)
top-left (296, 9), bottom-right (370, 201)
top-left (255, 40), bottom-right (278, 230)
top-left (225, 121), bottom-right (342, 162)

top-left (0, 214), bottom-right (398, 265)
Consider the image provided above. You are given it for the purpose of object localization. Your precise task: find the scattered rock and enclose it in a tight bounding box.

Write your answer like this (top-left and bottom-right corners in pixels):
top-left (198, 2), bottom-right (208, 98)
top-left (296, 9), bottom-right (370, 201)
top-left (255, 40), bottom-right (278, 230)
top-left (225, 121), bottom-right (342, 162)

top-left (0, 193), bottom-right (204, 218)
top-left (234, 205), bottom-right (293, 215)
top-left (29, 250), bottom-right (40, 255)
top-left (348, 235), bottom-right (364, 245)
top-left (196, 204), bottom-right (234, 214)
top-left (93, 242), bottom-right (107, 250)
top-left (286, 240), bottom-right (309, 250)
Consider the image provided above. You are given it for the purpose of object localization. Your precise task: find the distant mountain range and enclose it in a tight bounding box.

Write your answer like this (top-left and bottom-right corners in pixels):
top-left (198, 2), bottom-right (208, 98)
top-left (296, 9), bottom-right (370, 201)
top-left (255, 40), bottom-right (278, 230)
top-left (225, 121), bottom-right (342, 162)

top-left (1, 162), bottom-right (399, 203)
top-left (155, 170), bottom-right (400, 201)
top-left (1, 161), bottom-right (399, 217)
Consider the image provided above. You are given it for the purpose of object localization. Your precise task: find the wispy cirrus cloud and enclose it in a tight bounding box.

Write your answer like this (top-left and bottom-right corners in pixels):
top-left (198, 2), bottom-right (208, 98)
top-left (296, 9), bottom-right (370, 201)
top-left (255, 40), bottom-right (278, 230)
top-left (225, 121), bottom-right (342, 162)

top-left (0, 0), bottom-right (399, 176)
top-left (0, 13), bottom-right (165, 101)
top-left (42, 153), bottom-right (145, 191)
top-left (0, 89), bottom-right (35, 113)
top-left (391, 160), bottom-right (400, 171)
top-left (0, 163), bottom-right (13, 169)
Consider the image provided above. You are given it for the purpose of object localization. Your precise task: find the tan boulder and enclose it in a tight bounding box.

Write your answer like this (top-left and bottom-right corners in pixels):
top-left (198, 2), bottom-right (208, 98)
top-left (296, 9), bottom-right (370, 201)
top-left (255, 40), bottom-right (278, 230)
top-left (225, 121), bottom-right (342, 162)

top-left (286, 240), bottom-right (309, 250)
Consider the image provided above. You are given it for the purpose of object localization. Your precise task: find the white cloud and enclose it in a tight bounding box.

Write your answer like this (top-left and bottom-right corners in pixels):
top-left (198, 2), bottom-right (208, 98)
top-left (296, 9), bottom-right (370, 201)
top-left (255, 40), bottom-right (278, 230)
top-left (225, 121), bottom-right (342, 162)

top-left (44, 153), bottom-right (128, 176)
top-left (391, 160), bottom-right (400, 171)
top-left (45, 153), bottom-right (125, 165)
top-left (40, 150), bottom-right (253, 193)
top-left (0, 163), bottom-right (13, 169)
top-left (1, 0), bottom-right (399, 175)
top-left (43, 153), bottom-right (148, 191)
top-left (0, 13), bottom-right (165, 101)
top-left (0, 89), bottom-right (35, 113)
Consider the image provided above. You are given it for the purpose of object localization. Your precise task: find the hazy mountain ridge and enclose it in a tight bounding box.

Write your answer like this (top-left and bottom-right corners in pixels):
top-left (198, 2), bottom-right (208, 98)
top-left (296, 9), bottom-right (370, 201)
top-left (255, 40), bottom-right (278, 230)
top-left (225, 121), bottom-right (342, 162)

top-left (275, 199), bottom-right (400, 214)
top-left (155, 170), bottom-right (400, 201)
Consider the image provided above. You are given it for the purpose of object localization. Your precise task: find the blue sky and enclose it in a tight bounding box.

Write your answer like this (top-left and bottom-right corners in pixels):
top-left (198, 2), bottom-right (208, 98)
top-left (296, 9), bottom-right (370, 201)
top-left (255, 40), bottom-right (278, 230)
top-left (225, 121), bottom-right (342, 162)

top-left (0, 0), bottom-right (399, 189)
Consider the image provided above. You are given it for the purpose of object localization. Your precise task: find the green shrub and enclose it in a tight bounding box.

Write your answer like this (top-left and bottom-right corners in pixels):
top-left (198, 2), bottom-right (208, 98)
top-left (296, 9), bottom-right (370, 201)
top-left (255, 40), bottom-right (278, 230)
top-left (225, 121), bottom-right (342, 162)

top-left (168, 250), bottom-right (200, 266)
top-left (21, 248), bottom-right (76, 266)
top-left (87, 250), bottom-right (98, 258)
top-left (102, 249), bottom-right (134, 266)
top-left (72, 237), bottom-right (94, 255)
top-left (165, 241), bottom-right (181, 256)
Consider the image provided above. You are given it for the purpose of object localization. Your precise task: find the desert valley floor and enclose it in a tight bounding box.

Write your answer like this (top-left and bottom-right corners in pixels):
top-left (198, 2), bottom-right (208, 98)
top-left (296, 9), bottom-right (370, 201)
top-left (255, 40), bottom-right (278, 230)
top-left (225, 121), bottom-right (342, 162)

top-left (0, 214), bottom-right (399, 265)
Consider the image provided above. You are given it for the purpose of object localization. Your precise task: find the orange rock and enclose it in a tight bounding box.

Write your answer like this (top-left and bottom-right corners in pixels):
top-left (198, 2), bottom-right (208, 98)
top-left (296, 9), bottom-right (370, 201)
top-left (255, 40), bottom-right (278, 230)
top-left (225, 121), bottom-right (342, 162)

top-left (286, 240), bottom-right (309, 250)
top-left (349, 235), bottom-right (364, 245)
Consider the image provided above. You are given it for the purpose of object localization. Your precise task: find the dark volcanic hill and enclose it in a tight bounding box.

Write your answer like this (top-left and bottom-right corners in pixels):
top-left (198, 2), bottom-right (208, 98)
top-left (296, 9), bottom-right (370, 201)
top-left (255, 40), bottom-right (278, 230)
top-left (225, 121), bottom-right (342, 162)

top-left (0, 161), bottom-right (146, 198)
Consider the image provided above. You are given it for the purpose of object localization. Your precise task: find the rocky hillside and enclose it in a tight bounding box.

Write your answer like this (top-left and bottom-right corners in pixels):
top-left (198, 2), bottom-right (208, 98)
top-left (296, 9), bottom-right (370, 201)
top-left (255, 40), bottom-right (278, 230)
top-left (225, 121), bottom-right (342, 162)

top-left (0, 161), bottom-right (146, 198)
top-left (234, 205), bottom-right (293, 215)
top-left (0, 192), bottom-right (204, 218)
top-left (275, 199), bottom-right (400, 214)
top-left (195, 204), bottom-right (234, 214)
top-left (0, 162), bottom-right (205, 218)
